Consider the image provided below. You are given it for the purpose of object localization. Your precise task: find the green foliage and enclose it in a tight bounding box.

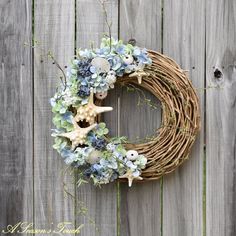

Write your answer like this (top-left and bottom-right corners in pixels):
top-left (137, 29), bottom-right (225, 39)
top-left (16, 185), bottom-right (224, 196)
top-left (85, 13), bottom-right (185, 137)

top-left (95, 122), bottom-right (109, 137)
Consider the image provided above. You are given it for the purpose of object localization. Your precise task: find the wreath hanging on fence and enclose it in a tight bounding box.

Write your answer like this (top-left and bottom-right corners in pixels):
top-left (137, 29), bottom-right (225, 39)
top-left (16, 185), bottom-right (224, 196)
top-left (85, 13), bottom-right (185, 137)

top-left (51, 37), bottom-right (200, 187)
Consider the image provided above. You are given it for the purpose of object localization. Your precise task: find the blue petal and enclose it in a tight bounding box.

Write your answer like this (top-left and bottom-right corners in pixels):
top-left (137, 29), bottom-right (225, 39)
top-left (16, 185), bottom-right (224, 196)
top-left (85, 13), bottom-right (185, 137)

top-left (62, 111), bottom-right (73, 123)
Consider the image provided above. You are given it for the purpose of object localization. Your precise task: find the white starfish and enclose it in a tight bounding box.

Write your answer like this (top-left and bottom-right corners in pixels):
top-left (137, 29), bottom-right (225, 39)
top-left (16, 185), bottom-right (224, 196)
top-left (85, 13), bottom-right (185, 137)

top-left (129, 70), bottom-right (150, 84)
top-left (119, 169), bottom-right (143, 187)
top-left (57, 118), bottom-right (97, 149)
top-left (75, 88), bottom-right (113, 125)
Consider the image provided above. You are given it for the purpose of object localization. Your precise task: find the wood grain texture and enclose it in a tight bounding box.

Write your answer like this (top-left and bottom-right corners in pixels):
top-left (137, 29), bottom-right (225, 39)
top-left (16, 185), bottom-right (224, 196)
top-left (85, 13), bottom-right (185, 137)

top-left (76, 1), bottom-right (119, 236)
top-left (76, 0), bottom-right (118, 49)
top-left (162, 1), bottom-right (205, 235)
top-left (2, 1), bottom-right (236, 236)
top-left (34, 1), bottom-right (75, 234)
top-left (206, 0), bottom-right (236, 235)
top-left (119, 1), bottom-right (162, 236)
top-left (0, 0), bottom-right (33, 234)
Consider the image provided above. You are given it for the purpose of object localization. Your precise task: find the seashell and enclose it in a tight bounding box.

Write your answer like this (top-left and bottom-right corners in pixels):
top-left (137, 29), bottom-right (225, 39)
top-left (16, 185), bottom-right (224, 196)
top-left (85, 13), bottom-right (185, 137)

top-left (129, 70), bottom-right (150, 84)
top-left (123, 55), bottom-right (134, 65)
top-left (119, 169), bottom-right (143, 187)
top-left (57, 118), bottom-right (97, 149)
top-left (106, 71), bottom-right (117, 88)
top-left (86, 150), bottom-right (102, 164)
top-left (91, 57), bottom-right (110, 73)
top-left (74, 88), bottom-right (113, 125)
top-left (95, 91), bottom-right (108, 100)
top-left (126, 150), bottom-right (139, 161)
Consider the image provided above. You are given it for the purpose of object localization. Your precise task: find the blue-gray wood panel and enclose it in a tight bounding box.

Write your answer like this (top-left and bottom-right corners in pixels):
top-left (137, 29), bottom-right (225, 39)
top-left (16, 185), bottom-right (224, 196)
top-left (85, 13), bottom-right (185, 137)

top-left (0, 0), bottom-right (33, 234)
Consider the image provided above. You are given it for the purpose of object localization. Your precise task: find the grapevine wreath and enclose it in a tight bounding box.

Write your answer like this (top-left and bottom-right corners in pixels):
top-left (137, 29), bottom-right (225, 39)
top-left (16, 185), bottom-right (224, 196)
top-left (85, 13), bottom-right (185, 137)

top-left (51, 37), bottom-right (200, 187)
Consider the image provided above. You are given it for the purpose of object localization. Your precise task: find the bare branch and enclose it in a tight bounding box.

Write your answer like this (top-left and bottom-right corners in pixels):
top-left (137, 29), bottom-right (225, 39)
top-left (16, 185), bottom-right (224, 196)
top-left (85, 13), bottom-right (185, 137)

top-left (97, 0), bottom-right (113, 51)
top-left (24, 41), bottom-right (67, 90)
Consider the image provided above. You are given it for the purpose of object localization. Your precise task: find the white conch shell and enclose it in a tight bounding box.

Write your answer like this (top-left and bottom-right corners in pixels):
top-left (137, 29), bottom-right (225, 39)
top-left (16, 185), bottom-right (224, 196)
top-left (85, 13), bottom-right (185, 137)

top-left (74, 89), bottom-right (113, 124)
top-left (57, 118), bottom-right (97, 149)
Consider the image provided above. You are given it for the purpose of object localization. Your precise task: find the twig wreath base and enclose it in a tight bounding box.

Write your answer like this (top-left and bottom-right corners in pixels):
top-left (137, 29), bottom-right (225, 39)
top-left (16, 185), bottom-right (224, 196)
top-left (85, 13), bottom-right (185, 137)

top-left (116, 50), bottom-right (200, 181)
top-left (51, 38), bottom-right (200, 187)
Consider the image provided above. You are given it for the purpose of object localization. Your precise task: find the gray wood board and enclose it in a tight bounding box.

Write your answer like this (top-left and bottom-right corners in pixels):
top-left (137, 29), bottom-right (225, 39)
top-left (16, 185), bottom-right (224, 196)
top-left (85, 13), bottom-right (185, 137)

top-left (163, 0), bottom-right (205, 236)
top-left (162, 1), bottom-right (205, 235)
top-left (119, 1), bottom-right (162, 236)
top-left (206, 0), bottom-right (236, 235)
top-left (34, 1), bottom-right (75, 235)
top-left (76, 1), bottom-right (119, 236)
top-left (2, 1), bottom-right (236, 236)
top-left (0, 0), bottom-right (33, 235)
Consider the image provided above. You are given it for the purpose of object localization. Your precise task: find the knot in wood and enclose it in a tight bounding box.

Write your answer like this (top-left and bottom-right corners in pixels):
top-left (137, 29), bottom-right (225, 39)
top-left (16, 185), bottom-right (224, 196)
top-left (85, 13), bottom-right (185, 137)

top-left (214, 68), bottom-right (223, 79)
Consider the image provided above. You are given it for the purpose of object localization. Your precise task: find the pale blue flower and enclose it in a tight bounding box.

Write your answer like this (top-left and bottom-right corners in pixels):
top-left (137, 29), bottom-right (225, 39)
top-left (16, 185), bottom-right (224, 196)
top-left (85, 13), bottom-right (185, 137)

top-left (62, 111), bottom-right (73, 123)
top-left (126, 160), bottom-right (137, 170)
top-left (61, 148), bottom-right (76, 164)
top-left (79, 49), bottom-right (95, 58)
top-left (113, 151), bottom-right (124, 160)
top-left (116, 45), bottom-right (126, 55)
top-left (132, 170), bottom-right (140, 177)
top-left (50, 98), bottom-right (56, 107)
top-left (106, 143), bottom-right (116, 152)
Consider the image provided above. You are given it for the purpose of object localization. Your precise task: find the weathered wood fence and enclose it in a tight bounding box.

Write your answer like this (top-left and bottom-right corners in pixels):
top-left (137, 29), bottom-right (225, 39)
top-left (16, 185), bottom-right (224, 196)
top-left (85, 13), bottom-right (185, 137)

top-left (0, 0), bottom-right (235, 235)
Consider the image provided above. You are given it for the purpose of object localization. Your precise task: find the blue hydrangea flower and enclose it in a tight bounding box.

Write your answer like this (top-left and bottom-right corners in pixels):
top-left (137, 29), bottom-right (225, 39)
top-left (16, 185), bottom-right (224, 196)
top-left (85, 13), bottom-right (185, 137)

top-left (62, 111), bottom-right (73, 123)
top-left (76, 59), bottom-right (92, 78)
top-left (100, 158), bottom-right (118, 169)
top-left (79, 49), bottom-right (95, 58)
top-left (110, 172), bottom-right (119, 182)
top-left (133, 47), bottom-right (152, 65)
top-left (77, 85), bottom-right (90, 97)
top-left (79, 76), bottom-right (94, 87)
top-left (95, 47), bottom-right (110, 56)
top-left (116, 45), bottom-right (126, 55)
top-left (60, 148), bottom-right (76, 164)
top-left (91, 137), bottom-right (107, 150)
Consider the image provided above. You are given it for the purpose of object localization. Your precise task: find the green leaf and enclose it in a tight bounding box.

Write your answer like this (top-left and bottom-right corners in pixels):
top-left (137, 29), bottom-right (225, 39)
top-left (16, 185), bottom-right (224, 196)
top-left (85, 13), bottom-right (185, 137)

top-left (99, 123), bottom-right (106, 129)
top-left (103, 128), bottom-right (109, 135)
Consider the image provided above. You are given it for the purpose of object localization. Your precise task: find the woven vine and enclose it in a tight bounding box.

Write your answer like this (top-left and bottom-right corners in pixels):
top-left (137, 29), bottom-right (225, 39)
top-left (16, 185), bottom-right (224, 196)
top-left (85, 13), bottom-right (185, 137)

top-left (114, 50), bottom-right (201, 180)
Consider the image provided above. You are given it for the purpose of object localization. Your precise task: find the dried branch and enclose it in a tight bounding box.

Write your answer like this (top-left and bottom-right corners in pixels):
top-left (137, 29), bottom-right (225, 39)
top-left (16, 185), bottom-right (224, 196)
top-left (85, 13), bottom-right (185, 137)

top-left (97, 0), bottom-right (113, 51)
top-left (24, 41), bottom-right (67, 90)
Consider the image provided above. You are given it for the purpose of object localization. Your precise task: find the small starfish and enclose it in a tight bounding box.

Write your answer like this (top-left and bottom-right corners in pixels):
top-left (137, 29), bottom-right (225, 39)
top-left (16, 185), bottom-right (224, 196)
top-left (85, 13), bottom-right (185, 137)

top-left (129, 70), bottom-right (150, 84)
top-left (58, 118), bottom-right (97, 149)
top-left (75, 88), bottom-right (113, 125)
top-left (119, 169), bottom-right (143, 187)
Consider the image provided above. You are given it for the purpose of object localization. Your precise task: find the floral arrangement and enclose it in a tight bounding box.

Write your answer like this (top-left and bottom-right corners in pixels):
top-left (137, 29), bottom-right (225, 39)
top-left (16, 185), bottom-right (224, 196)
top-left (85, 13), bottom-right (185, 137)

top-left (51, 37), bottom-right (152, 187)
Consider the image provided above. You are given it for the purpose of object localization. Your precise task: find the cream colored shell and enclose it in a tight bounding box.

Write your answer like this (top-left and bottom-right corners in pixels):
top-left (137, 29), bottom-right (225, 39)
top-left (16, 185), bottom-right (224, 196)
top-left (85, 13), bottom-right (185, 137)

top-left (58, 118), bottom-right (97, 149)
top-left (129, 69), bottom-right (150, 84)
top-left (119, 169), bottom-right (143, 187)
top-left (74, 89), bottom-right (113, 125)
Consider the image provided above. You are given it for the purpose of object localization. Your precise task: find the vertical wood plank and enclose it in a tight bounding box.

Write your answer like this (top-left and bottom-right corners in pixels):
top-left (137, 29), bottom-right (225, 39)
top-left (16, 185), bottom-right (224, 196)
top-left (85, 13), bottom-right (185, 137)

top-left (162, 1), bottom-right (205, 235)
top-left (0, 0), bottom-right (33, 232)
top-left (76, 0), bottom-right (118, 49)
top-left (206, 0), bottom-right (236, 235)
top-left (119, 1), bottom-right (162, 236)
top-left (76, 1), bottom-right (119, 236)
top-left (34, 1), bottom-right (75, 234)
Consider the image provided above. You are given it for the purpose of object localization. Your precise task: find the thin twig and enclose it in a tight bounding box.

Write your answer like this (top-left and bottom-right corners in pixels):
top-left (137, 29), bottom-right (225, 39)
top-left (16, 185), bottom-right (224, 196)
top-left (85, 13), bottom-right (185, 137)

top-left (24, 41), bottom-right (67, 90)
top-left (97, 0), bottom-right (113, 51)
top-left (48, 51), bottom-right (67, 89)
